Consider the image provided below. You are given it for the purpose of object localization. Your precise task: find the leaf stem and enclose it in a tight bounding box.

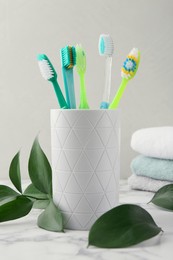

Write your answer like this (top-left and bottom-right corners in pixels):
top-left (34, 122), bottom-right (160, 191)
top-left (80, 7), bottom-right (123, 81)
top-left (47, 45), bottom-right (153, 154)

top-left (24, 195), bottom-right (49, 201)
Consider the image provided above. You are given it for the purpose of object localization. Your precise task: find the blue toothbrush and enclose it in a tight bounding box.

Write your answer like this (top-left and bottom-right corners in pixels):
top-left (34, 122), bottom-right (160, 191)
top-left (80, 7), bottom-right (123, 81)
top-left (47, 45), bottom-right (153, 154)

top-left (60, 46), bottom-right (76, 109)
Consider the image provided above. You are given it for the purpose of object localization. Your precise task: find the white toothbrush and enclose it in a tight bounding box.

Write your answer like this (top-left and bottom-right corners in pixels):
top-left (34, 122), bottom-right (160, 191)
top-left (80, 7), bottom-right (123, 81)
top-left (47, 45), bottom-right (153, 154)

top-left (99, 34), bottom-right (114, 109)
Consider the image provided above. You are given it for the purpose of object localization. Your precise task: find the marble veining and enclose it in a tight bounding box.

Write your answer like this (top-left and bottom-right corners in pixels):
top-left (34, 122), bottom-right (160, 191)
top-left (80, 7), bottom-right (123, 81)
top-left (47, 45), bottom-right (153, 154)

top-left (0, 180), bottom-right (173, 260)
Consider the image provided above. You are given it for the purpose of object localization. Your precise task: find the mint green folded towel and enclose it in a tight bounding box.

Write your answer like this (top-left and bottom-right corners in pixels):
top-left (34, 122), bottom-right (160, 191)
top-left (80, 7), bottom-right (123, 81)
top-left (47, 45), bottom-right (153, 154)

top-left (131, 155), bottom-right (173, 182)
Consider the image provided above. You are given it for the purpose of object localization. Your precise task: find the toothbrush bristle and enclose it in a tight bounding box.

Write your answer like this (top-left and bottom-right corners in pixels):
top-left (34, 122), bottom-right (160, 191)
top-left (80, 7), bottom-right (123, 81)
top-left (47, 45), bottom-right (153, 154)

top-left (69, 47), bottom-right (73, 69)
top-left (61, 46), bottom-right (76, 69)
top-left (129, 48), bottom-right (139, 59)
top-left (76, 44), bottom-right (86, 74)
top-left (38, 60), bottom-right (54, 80)
top-left (72, 46), bottom-right (76, 65)
top-left (121, 48), bottom-right (140, 79)
top-left (99, 34), bottom-right (114, 57)
top-left (37, 54), bottom-right (56, 80)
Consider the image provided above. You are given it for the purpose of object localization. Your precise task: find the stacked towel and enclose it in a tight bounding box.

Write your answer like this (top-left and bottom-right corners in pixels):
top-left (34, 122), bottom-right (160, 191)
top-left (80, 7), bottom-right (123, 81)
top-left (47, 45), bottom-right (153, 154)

top-left (128, 127), bottom-right (173, 192)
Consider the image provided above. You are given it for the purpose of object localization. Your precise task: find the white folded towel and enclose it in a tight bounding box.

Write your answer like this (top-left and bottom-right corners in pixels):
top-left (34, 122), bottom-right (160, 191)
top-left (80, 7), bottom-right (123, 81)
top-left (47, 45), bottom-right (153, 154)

top-left (128, 174), bottom-right (172, 192)
top-left (131, 127), bottom-right (173, 159)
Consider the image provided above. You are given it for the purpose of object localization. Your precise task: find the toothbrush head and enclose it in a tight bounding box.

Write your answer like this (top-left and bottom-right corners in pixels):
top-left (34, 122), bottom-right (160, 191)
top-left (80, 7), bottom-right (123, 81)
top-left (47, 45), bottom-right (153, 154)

top-left (121, 48), bottom-right (140, 80)
top-left (76, 44), bottom-right (86, 74)
top-left (37, 54), bottom-right (57, 81)
top-left (61, 46), bottom-right (76, 69)
top-left (99, 34), bottom-right (114, 57)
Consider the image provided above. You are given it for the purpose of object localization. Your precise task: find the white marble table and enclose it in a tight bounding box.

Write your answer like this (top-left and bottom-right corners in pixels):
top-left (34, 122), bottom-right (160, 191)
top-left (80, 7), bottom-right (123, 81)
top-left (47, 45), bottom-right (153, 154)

top-left (0, 180), bottom-right (173, 260)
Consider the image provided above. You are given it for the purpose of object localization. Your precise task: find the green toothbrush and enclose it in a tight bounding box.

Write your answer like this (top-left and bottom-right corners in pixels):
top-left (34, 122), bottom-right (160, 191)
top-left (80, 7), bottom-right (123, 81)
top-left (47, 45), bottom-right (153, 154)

top-left (37, 54), bottom-right (68, 109)
top-left (76, 44), bottom-right (89, 109)
top-left (109, 48), bottom-right (140, 109)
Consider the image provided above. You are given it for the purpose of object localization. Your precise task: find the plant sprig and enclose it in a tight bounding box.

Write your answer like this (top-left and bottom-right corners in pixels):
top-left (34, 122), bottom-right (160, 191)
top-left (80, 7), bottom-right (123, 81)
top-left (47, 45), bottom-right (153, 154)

top-left (0, 137), bottom-right (63, 232)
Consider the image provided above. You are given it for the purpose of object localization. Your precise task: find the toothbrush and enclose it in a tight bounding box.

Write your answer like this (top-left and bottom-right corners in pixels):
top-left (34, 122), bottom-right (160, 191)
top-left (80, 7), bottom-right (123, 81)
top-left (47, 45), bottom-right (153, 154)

top-left (37, 54), bottom-right (68, 109)
top-left (76, 44), bottom-right (89, 109)
top-left (109, 48), bottom-right (140, 109)
top-left (60, 46), bottom-right (76, 109)
top-left (99, 34), bottom-right (114, 109)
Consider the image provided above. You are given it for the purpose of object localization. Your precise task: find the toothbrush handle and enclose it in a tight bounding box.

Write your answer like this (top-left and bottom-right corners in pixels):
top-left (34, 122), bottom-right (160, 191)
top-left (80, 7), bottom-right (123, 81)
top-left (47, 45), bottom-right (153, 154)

top-left (52, 80), bottom-right (69, 109)
top-left (109, 78), bottom-right (128, 109)
top-left (100, 57), bottom-right (112, 109)
top-left (62, 69), bottom-right (76, 109)
top-left (104, 57), bottom-right (112, 102)
top-left (79, 73), bottom-right (89, 109)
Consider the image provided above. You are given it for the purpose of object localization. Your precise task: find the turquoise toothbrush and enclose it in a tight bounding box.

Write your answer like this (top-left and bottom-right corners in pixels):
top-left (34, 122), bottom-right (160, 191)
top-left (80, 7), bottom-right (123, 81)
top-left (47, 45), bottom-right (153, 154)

top-left (99, 34), bottom-right (114, 109)
top-left (60, 46), bottom-right (76, 109)
top-left (37, 54), bottom-right (68, 109)
top-left (76, 44), bottom-right (89, 109)
top-left (109, 48), bottom-right (140, 109)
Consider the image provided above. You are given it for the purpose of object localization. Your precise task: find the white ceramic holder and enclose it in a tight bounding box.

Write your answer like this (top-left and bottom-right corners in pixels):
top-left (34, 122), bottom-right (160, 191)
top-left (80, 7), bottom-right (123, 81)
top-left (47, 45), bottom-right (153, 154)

top-left (51, 109), bottom-right (120, 230)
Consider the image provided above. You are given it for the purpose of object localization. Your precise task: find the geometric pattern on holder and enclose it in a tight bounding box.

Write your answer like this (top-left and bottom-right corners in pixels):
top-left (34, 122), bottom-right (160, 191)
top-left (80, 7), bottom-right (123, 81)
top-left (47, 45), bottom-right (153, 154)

top-left (51, 110), bottom-right (120, 230)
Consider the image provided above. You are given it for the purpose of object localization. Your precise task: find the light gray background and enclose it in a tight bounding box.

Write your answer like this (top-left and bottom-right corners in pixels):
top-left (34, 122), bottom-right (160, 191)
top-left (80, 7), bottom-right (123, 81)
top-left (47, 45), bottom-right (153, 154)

top-left (0, 0), bottom-right (173, 179)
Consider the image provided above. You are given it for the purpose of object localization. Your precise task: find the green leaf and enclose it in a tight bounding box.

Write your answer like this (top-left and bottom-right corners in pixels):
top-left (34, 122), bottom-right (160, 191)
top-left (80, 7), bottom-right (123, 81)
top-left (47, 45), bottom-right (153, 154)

top-left (28, 137), bottom-right (52, 195)
top-left (88, 204), bottom-right (162, 248)
top-left (149, 184), bottom-right (173, 210)
top-left (0, 185), bottom-right (19, 205)
top-left (24, 184), bottom-right (50, 209)
top-left (37, 200), bottom-right (63, 232)
top-left (0, 195), bottom-right (33, 222)
top-left (9, 152), bottom-right (22, 193)
top-left (24, 183), bottom-right (49, 200)
top-left (33, 200), bottom-right (49, 209)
